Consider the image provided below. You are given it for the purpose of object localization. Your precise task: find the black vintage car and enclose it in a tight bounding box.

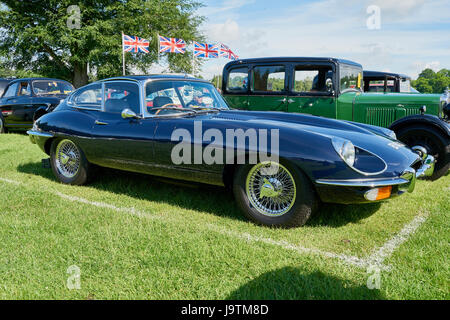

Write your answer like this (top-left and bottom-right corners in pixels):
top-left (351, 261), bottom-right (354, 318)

top-left (28, 75), bottom-right (434, 227)
top-left (0, 78), bottom-right (74, 133)
top-left (363, 71), bottom-right (419, 93)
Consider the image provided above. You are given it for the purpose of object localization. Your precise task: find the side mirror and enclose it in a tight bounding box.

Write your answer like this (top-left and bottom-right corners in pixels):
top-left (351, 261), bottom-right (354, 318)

top-left (121, 108), bottom-right (138, 119)
top-left (325, 79), bottom-right (334, 95)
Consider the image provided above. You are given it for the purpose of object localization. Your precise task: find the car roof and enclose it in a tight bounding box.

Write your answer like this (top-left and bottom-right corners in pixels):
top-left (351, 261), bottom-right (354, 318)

top-left (224, 57), bottom-right (362, 68)
top-left (100, 74), bottom-right (208, 83)
top-left (364, 70), bottom-right (411, 80)
top-left (7, 77), bottom-right (73, 83)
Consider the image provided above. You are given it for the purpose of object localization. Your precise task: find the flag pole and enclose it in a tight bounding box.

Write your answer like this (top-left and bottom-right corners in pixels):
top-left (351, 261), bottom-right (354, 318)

top-left (121, 31), bottom-right (126, 76)
top-left (157, 34), bottom-right (160, 66)
top-left (192, 42), bottom-right (195, 76)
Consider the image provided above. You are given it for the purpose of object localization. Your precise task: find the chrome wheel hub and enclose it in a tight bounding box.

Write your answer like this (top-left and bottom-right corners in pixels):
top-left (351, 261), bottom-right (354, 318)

top-left (246, 162), bottom-right (296, 217)
top-left (55, 140), bottom-right (80, 178)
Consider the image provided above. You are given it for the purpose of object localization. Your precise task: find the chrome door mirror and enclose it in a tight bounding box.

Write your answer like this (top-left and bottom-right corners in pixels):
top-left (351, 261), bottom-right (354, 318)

top-left (121, 108), bottom-right (138, 119)
top-left (325, 78), bottom-right (334, 95)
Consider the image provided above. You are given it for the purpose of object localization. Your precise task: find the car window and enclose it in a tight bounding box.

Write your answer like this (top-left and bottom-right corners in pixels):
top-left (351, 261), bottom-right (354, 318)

top-left (32, 80), bottom-right (74, 96)
top-left (252, 65), bottom-right (285, 92)
top-left (104, 82), bottom-right (141, 115)
top-left (366, 80), bottom-right (385, 92)
top-left (227, 67), bottom-right (248, 92)
top-left (399, 79), bottom-right (411, 93)
top-left (3, 82), bottom-right (19, 98)
top-left (145, 80), bottom-right (228, 117)
top-left (294, 66), bottom-right (332, 93)
top-left (18, 82), bottom-right (31, 96)
top-left (340, 65), bottom-right (363, 92)
top-left (72, 83), bottom-right (102, 108)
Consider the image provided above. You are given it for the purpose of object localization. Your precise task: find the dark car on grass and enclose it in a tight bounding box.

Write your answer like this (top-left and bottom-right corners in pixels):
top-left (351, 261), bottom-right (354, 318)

top-left (222, 57), bottom-right (450, 180)
top-left (28, 75), bottom-right (433, 227)
top-left (0, 78), bottom-right (74, 133)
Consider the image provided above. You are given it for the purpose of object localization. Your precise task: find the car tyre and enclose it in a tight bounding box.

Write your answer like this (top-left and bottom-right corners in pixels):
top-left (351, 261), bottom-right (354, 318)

top-left (50, 138), bottom-right (91, 185)
top-left (0, 114), bottom-right (7, 133)
top-left (233, 160), bottom-right (317, 228)
top-left (396, 125), bottom-right (450, 180)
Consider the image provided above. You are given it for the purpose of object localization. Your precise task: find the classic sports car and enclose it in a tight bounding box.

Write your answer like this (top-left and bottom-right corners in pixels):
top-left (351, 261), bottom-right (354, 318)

top-left (28, 75), bottom-right (434, 227)
top-left (0, 77), bottom-right (74, 133)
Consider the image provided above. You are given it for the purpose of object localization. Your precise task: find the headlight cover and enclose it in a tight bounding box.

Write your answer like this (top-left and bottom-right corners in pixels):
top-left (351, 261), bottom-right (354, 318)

top-left (332, 137), bottom-right (355, 167)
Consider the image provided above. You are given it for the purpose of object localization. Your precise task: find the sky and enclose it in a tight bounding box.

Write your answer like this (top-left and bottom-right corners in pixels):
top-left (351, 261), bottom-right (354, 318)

top-left (194, 0), bottom-right (450, 80)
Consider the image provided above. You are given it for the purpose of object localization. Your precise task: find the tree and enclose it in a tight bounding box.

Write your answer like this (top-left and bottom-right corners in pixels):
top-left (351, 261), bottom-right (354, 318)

top-left (0, 0), bottom-right (204, 87)
top-left (412, 68), bottom-right (450, 93)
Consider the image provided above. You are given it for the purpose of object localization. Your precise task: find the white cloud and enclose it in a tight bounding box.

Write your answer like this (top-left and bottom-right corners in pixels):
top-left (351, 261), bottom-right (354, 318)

top-left (197, 0), bottom-right (449, 79)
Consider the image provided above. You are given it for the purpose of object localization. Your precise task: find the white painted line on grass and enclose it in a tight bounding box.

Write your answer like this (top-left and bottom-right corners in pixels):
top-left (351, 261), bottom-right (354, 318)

top-left (367, 214), bottom-right (428, 270)
top-left (0, 176), bottom-right (427, 271)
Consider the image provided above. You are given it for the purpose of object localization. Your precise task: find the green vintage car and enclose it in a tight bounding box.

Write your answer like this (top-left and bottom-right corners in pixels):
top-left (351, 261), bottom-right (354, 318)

top-left (222, 57), bottom-right (450, 180)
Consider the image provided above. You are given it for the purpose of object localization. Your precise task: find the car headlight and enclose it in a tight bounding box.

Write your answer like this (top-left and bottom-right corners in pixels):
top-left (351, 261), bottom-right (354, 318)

top-left (332, 137), bottom-right (355, 167)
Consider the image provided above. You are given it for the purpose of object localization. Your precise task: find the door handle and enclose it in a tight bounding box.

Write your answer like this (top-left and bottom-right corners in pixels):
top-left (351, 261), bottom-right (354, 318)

top-left (95, 120), bottom-right (108, 125)
top-left (278, 98), bottom-right (287, 103)
top-left (287, 99), bottom-right (295, 103)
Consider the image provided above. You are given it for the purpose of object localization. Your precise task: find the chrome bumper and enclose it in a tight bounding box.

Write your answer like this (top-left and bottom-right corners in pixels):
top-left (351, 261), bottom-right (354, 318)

top-left (315, 155), bottom-right (435, 192)
top-left (27, 130), bottom-right (54, 144)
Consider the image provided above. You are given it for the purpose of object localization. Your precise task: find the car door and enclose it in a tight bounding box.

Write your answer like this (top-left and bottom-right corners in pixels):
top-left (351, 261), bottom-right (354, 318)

top-left (223, 66), bottom-right (249, 109)
top-left (0, 81), bottom-right (21, 127)
top-left (88, 80), bottom-right (157, 173)
top-left (286, 63), bottom-right (337, 118)
top-left (247, 64), bottom-right (288, 112)
top-left (11, 80), bottom-right (35, 126)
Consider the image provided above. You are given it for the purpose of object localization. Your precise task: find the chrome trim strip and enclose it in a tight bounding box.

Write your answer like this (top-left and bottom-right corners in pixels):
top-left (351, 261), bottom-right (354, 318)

top-left (315, 177), bottom-right (410, 187)
top-left (26, 130), bottom-right (54, 138)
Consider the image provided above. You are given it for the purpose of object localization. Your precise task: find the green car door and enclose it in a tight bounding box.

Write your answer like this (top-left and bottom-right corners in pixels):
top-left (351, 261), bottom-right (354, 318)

top-left (223, 66), bottom-right (249, 109)
top-left (246, 64), bottom-right (288, 112)
top-left (286, 64), bottom-right (337, 118)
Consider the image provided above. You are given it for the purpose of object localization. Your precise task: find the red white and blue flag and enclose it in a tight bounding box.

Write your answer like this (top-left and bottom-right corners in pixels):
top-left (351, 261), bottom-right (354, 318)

top-left (159, 35), bottom-right (186, 54)
top-left (219, 44), bottom-right (238, 60)
top-left (122, 34), bottom-right (150, 53)
top-left (194, 42), bottom-right (219, 59)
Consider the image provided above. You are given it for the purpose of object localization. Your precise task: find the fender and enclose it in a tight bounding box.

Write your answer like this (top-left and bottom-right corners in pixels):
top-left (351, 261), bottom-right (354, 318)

top-left (33, 103), bottom-right (52, 122)
top-left (389, 114), bottom-right (450, 138)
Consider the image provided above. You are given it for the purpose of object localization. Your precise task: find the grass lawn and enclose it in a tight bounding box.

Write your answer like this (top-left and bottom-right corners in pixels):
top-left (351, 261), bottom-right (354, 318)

top-left (0, 133), bottom-right (448, 299)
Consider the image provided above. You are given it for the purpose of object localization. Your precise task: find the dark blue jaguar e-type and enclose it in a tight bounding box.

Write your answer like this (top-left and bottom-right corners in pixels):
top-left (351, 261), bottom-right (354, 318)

top-left (28, 75), bottom-right (434, 227)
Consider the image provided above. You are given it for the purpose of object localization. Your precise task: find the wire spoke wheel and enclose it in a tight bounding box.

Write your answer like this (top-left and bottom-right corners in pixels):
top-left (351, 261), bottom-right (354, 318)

top-left (55, 139), bottom-right (81, 179)
top-left (246, 162), bottom-right (297, 217)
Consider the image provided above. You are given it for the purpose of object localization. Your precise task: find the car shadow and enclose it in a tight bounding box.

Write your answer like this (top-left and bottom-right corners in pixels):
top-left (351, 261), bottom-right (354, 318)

top-left (226, 266), bottom-right (384, 299)
top-left (17, 161), bottom-right (382, 228)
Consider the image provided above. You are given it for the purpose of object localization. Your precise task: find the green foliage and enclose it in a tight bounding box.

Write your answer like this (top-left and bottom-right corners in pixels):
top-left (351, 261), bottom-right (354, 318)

top-left (412, 68), bottom-right (450, 93)
top-left (0, 0), bottom-right (205, 87)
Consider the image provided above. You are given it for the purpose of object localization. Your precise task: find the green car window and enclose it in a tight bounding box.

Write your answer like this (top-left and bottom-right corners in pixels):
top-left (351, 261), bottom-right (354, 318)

top-left (252, 65), bottom-right (285, 92)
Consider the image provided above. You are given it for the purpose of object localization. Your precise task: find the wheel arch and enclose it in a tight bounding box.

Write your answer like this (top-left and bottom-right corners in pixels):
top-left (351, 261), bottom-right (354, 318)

top-left (389, 115), bottom-right (450, 139)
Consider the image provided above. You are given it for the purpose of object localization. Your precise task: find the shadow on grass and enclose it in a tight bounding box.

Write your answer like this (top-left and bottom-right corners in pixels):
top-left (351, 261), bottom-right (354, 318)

top-left (227, 266), bottom-right (384, 299)
top-left (17, 161), bottom-right (381, 227)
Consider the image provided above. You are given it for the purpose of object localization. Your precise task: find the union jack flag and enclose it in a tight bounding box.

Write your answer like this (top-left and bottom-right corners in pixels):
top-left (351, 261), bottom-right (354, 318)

top-left (122, 34), bottom-right (150, 53)
top-left (219, 44), bottom-right (238, 60)
top-left (159, 35), bottom-right (186, 54)
top-left (194, 42), bottom-right (219, 59)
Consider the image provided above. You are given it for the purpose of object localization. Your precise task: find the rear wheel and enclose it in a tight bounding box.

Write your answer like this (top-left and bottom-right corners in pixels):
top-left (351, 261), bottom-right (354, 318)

top-left (0, 114), bottom-right (7, 133)
top-left (233, 160), bottom-right (317, 228)
top-left (396, 125), bottom-right (450, 180)
top-left (50, 138), bottom-right (91, 185)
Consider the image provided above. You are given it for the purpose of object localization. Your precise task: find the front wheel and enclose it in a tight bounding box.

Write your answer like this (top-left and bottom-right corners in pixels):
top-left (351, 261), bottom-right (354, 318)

top-left (396, 125), bottom-right (450, 180)
top-left (50, 138), bottom-right (91, 185)
top-left (233, 161), bottom-right (317, 228)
